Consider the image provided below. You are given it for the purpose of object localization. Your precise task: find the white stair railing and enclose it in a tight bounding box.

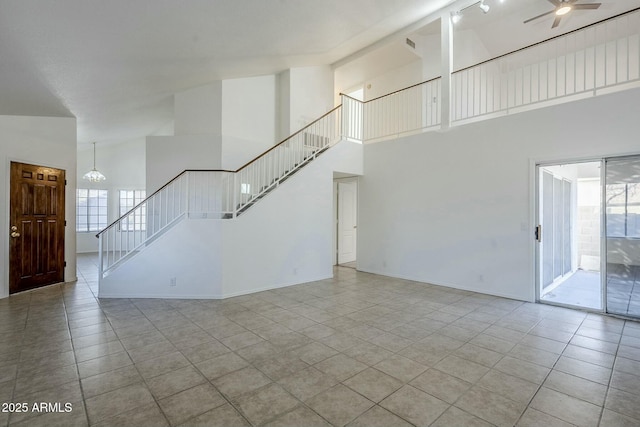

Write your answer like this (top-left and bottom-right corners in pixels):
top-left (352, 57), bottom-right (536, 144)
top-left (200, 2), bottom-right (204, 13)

top-left (98, 105), bottom-right (345, 278)
top-left (234, 105), bottom-right (343, 216)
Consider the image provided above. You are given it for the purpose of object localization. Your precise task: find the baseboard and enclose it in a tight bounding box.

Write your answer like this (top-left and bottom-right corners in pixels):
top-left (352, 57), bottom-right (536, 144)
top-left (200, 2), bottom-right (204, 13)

top-left (357, 267), bottom-right (531, 302)
top-left (98, 274), bottom-right (333, 300)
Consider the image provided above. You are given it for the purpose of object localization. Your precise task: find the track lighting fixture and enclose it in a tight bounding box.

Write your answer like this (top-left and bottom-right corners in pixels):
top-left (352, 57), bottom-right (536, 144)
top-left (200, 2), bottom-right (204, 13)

top-left (451, 0), bottom-right (501, 24)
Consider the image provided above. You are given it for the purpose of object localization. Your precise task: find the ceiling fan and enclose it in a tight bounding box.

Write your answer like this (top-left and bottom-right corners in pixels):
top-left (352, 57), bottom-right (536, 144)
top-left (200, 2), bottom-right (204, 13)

top-left (524, 0), bottom-right (602, 28)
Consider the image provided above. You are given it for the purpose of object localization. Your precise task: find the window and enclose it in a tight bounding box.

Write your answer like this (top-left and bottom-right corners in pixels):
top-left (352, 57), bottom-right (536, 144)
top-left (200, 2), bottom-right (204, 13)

top-left (76, 189), bottom-right (108, 232)
top-left (119, 190), bottom-right (146, 231)
top-left (606, 183), bottom-right (640, 237)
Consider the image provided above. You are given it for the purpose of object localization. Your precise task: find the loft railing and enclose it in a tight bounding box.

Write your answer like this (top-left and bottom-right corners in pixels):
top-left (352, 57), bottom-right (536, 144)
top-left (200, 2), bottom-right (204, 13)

top-left (339, 78), bottom-right (442, 143)
top-left (364, 78), bottom-right (442, 142)
top-left (341, 8), bottom-right (639, 135)
top-left (98, 105), bottom-right (344, 277)
top-left (451, 7), bottom-right (640, 123)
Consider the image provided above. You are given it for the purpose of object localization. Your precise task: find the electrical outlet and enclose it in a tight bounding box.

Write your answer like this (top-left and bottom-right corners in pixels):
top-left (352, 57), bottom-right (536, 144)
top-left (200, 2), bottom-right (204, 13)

top-left (170, 277), bottom-right (177, 286)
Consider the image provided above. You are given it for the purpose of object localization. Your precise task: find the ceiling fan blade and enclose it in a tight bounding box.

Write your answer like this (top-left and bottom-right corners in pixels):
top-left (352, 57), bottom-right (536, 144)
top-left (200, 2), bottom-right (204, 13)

top-left (572, 3), bottom-right (602, 10)
top-left (524, 9), bottom-right (556, 24)
top-left (546, 0), bottom-right (561, 6)
top-left (552, 15), bottom-right (563, 28)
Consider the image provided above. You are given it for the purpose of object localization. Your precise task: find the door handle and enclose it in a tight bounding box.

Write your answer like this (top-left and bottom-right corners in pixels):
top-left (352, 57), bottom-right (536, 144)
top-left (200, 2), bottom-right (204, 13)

top-left (535, 225), bottom-right (542, 242)
top-left (11, 231), bottom-right (20, 238)
top-left (11, 225), bottom-right (17, 231)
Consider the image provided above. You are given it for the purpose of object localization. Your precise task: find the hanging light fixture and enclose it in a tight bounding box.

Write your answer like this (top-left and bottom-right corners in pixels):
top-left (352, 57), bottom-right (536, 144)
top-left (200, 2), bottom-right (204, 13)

top-left (83, 142), bottom-right (106, 182)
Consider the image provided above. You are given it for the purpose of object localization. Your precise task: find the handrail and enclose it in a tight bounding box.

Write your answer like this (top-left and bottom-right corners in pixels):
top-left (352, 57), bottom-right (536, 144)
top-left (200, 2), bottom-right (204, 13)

top-left (98, 105), bottom-right (345, 238)
top-left (453, 6), bottom-right (640, 74)
top-left (450, 7), bottom-right (640, 122)
top-left (339, 76), bottom-right (442, 104)
top-left (97, 105), bottom-right (344, 237)
top-left (97, 168), bottom-right (235, 236)
top-left (235, 104), bottom-right (342, 171)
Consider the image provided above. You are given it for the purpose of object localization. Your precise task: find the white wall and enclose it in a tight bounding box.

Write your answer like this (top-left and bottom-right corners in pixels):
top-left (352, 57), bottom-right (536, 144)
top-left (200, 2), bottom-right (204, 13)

top-left (174, 82), bottom-right (223, 136)
top-left (222, 140), bottom-right (363, 297)
top-left (76, 139), bottom-right (146, 253)
top-left (149, 76), bottom-right (280, 191)
top-left (100, 140), bottom-right (363, 298)
top-left (364, 60), bottom-right (424, 101)
top-left (98, 219), bottom-right (223, 298)
top-left (146, 135), bottom-right (222, 194)
top-left (418, 32), bottom-right (442, 81)
top-left (288, 66), bottom-right (335, 133)
top-left (0, 115), bottom-right (77, 299)
top-left (453, 28), bottom-right (492, 71)
top-left (221, 75), bottom-right (277, 170)
top-left (278, 70), bottom-right (291, 141)
top-left (358, 88), bottom-right (640, 302)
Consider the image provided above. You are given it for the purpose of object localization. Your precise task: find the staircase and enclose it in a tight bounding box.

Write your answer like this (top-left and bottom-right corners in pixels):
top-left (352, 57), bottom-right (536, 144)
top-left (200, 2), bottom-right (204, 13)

top-left (97, 99), bottom-right (362, 280)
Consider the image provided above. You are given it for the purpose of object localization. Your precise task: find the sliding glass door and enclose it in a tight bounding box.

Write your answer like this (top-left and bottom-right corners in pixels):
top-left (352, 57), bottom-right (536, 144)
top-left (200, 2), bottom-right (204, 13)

top-left (537, 162), bottom-right (603, 310)
top-left (605, 156), bottom-right (640, 317)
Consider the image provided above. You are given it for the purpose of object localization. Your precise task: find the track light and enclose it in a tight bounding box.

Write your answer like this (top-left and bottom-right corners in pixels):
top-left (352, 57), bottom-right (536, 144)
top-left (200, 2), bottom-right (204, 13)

top-left (452, 0), bottom-right (500, 23)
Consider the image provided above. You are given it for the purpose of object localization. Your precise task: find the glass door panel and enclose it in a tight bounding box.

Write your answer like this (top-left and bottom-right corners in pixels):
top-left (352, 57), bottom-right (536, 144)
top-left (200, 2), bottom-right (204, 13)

top-left (605, 156), bottom-right (640, 317)
top-left (538, 162), bottom-right (602, 310)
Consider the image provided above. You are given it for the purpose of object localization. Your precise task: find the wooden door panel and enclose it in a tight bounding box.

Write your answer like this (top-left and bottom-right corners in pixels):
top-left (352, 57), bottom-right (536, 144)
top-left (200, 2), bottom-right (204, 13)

top-left (10, 162), bottom-right (66, 293)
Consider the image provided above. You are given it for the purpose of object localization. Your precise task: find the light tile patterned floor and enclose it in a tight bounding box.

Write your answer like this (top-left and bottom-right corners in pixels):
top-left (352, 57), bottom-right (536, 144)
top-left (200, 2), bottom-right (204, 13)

top-left (1, 253), bottom-right (640, 426)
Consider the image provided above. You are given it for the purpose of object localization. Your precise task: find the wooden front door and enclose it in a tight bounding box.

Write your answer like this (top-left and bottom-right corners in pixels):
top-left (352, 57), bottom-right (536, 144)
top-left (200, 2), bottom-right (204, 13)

top-left (9, 162), bottom-right (66, 294)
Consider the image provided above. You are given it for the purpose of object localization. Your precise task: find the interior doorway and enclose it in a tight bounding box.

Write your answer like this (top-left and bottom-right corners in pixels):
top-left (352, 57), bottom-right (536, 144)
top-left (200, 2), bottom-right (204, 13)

top-left (335, 178), bottom-right (358, 268)
top-left (9, 161), bottom-right (66, 293)
top-left (537, 161), bottom-right (603, 310)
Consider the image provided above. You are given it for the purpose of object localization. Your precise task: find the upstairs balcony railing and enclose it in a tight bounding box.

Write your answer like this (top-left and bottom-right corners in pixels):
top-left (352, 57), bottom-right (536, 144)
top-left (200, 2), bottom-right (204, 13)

top-left (340, 78), bottom-right (442, 143)
top-left (451, 7), bottom-right (640, 123)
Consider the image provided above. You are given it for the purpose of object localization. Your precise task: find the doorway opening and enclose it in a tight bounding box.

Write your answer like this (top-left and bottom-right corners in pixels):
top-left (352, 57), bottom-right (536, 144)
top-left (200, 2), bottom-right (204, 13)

top-left (335, 178), bottom-right (358, 269)
top-left (537, 161), bottom-right (602, 310)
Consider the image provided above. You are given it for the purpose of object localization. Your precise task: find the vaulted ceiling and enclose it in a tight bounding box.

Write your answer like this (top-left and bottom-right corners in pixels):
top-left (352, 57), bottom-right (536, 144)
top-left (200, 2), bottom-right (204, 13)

top-left (0, 0), bottom-right (637, 146)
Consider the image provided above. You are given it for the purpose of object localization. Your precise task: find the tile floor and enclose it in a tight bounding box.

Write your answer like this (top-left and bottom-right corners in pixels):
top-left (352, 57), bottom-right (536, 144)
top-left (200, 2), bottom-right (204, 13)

top-left (1, 254), bottom-right (640, 426)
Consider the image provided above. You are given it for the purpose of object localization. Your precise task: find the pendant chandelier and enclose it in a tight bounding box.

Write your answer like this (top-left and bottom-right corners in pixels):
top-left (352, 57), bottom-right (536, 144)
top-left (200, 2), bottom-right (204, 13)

top-left (83, 142), bottom-right (106, 182)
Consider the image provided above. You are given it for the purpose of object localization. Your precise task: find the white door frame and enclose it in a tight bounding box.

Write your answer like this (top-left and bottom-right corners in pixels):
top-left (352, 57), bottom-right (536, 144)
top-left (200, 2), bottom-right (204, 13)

top-left (335, 177), bottom-right (358, 266)
top-left (534, 159), bottom-right (605, 312)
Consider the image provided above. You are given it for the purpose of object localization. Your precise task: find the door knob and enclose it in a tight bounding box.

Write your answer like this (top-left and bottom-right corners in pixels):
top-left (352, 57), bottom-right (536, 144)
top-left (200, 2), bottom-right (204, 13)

top-left (11, 225), bottom-right (17, 231)
top-left (11, 231), bottom-right (20, 238)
